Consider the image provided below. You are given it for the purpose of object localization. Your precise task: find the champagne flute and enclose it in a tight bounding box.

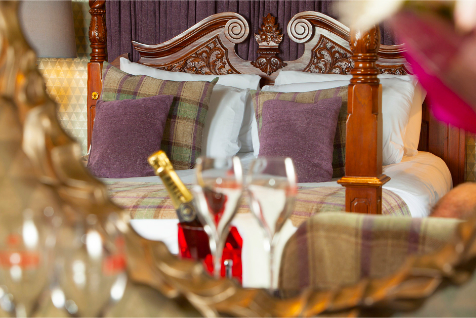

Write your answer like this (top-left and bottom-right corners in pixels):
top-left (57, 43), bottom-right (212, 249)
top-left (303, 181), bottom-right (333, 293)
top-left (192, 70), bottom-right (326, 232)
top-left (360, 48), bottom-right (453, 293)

top-left (247, 157), bottom-right (297, 291)
top-left (0, 208), bottom-right (57, 317)
top-left (192, 156), bottom-right (243, 278)
top-left (55, 213), bottom-right (127, 317)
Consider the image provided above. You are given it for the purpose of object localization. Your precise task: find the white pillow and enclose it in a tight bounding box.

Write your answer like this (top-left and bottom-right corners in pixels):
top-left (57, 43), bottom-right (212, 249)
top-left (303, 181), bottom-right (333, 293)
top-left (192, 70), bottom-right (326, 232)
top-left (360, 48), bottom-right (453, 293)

top-left (202, 84), bottom-right (249, 157)
top-left (120, 57), bottom-right (261, 90)
top-left (238, 91), bottom-right (255, 153)
top-left (119, 58), bottom-right (253, 157)
top-left (274, 71), bottom-right (414, 86)
top-left (271, 73), bottom-right (426, 157)
top-left (259, 78), bottom-right (418, 165)
top-left (403, 84), bottom-right (426, 156)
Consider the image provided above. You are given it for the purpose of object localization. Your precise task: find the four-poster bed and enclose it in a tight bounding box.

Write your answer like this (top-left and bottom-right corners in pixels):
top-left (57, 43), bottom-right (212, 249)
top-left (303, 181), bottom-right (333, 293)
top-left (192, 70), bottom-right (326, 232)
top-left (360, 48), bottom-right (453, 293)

top-left (87, 1), bottom-right (466, 215)
top-left (1, 0), bottom-right (475, 315)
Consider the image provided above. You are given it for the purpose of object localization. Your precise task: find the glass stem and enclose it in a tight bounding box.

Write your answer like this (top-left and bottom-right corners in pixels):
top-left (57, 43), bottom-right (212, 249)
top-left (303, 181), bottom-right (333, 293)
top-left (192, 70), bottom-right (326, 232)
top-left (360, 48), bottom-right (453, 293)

top-left (269, 231), bottom-right (281, 293)
top-left (213, 239), bottom-right (224, 278)
top-left (269, 239), bottom-right (275, 293)
top-left (14, 303), bottom-right (26, 318)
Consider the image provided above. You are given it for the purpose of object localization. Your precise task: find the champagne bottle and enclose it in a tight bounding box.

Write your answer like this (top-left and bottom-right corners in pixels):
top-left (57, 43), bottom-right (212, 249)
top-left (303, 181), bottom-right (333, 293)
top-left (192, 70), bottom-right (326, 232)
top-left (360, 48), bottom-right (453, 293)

top-left (148, 151), bottom-right (243, 281)
top-left (148, 151), bottom-right (199, 225)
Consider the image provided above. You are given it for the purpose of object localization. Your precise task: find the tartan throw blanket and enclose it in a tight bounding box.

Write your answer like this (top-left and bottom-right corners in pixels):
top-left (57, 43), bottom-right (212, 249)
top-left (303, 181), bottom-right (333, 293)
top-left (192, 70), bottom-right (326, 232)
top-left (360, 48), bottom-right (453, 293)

top-left (106, 182), bottom-right (411, 227)
top-left (278, 212), bottom-right (461, 293)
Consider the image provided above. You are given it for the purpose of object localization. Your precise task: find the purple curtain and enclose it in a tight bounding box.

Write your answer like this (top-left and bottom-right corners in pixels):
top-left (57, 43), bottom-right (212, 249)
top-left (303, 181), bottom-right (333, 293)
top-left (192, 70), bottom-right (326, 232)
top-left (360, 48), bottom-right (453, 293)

top-left (106, 0), bottom-right (397, 63)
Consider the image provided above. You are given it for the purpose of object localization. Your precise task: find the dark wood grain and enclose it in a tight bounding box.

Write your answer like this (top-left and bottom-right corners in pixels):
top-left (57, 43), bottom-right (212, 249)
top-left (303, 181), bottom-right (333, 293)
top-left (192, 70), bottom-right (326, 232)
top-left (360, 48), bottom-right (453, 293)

top-left (251, 14), bottom-right (287, 75)
top-left (426, 113), bottom-right (466, 187)
top-left (87, 0), bottom-right (106, 150)
top-left (88, 0), bottom-right (106, 63)
top-left (336, 26), bottom-right (389, 214)
top-left (87, 63), bottom-right (102, 151)
top-left (133, 12), bottom-right (249, 58)
top-left (418, 101), bottom-right (430, 152)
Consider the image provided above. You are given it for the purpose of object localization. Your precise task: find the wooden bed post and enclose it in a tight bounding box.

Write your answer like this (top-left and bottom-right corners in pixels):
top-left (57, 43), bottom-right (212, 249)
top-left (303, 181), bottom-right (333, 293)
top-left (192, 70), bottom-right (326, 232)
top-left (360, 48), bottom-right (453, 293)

top-left (337, 26), bottom-right (390, 214)
top-left (87, 0), bottom-right (106, 151)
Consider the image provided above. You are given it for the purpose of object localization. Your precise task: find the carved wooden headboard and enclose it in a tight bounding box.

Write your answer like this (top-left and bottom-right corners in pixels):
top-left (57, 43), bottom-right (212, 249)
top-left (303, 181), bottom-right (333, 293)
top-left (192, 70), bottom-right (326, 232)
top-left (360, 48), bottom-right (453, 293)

top-left (87, 5), bottom-right (466, 214)
top-left (123, 12), bottom-right (411, 82)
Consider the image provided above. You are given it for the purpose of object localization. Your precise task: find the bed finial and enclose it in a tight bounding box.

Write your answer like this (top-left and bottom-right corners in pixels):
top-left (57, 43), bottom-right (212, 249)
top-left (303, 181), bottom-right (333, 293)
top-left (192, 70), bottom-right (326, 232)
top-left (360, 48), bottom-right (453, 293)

top-left (89, 0), bottom-right (106, 63)
top-left (338, 25), bottom-right (390, 215)
top-left (251, 13), bottom-right (287, 75)
top-left (349, 26), bottom-right (380, 84)
top-left (87, 0), bottom-right (106, 149)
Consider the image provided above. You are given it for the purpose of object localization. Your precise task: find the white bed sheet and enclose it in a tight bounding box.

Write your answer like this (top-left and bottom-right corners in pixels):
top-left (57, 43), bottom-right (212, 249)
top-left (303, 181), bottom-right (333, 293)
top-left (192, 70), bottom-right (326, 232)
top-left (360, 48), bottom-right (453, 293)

top-left (296, 151), bottom-right (452, 218)
top-left (105, 151), bottom-right (452, 288)
top-left (105, 151), bottom-right (257, 185)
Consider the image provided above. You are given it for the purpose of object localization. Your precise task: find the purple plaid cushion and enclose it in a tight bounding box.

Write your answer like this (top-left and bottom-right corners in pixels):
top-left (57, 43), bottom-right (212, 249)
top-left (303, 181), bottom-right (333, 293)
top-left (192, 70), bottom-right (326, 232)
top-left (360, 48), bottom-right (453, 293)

top-left (259, 97), bottom-right (342, 182)
top-left (251, 86), bottom-right (348, 178)
top-left (87, 95), bottom-right (174, 178)
top-left (100, 65), bottom-right (217, 170)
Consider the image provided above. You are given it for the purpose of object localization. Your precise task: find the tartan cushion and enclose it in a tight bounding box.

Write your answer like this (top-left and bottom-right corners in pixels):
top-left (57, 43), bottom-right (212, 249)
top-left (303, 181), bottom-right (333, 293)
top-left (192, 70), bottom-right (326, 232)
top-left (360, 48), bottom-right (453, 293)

top-left (100, 65), bottom-right (218, 170)
top-left (251, 87), bottom-right (348, 178)
top-left (279, 212), bottom-right (461, 293)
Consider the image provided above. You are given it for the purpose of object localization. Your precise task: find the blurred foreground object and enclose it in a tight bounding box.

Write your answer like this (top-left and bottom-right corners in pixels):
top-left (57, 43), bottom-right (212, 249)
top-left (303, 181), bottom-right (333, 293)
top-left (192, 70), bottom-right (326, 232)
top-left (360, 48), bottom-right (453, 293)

top-left (19, 1), bottom-right (76, 58)
top-left (2, 0), bottom-right (476, 315)
top-left (430, 182), bottom-right (476, 219)
top-left (339, 0), bottom-right (476, 133)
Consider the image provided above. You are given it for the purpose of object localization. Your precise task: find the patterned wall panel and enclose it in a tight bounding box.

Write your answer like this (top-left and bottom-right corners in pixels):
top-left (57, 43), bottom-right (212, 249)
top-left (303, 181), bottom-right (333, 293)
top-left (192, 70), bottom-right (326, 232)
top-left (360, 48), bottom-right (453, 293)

top-left (38, 0), bottom-right (90, 155)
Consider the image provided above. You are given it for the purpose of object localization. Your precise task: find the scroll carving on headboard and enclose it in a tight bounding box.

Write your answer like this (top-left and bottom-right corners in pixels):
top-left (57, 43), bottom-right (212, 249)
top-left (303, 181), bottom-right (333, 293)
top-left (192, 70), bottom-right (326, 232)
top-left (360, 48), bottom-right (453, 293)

top-left (251, 14), bottom-right (287, 75)
top-left (301, 34), bottom-right (410, 75)
top-left (156, 37), bottom-right (240, 75)
top-left (303, 36), bottom-right (353, 74)
top-left (378, 65), bottom-right (409, 75)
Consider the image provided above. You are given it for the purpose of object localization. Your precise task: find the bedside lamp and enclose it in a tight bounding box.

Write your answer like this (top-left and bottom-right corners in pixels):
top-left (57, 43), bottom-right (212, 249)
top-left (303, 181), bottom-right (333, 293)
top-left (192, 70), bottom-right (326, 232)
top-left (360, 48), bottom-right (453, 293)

top-left (19, 0), bottom-right (77, 58)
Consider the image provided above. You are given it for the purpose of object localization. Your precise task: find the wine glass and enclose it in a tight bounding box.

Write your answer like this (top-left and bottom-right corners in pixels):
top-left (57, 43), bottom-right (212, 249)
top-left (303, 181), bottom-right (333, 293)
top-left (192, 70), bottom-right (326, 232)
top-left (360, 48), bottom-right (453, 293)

top-left (192, 156), bottom-right (243, 278)
top-left (0, 207), bottom-right (57, 317)
top-left (55, 213), bottom-right (127, 317)
top-left (247, 157), bottom-right (297, 291)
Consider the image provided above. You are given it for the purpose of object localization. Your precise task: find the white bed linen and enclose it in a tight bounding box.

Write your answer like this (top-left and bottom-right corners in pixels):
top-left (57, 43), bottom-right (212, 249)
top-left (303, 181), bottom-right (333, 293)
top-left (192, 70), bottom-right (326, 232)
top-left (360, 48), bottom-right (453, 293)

top-left (260, 80), bottom-right (422, 164)
top-left (104, 151), bottom-right (452, 288)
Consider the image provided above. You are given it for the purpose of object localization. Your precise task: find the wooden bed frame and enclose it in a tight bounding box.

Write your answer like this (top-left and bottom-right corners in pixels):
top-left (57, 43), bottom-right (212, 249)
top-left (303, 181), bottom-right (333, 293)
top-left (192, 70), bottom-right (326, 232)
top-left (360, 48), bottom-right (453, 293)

top-left (87, 1), bottom-right (466, 215)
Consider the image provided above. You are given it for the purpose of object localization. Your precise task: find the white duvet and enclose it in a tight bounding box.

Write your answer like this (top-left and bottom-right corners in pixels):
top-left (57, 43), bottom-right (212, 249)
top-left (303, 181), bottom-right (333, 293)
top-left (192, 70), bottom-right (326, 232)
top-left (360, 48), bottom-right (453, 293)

top-left (104, 151), bottom-right (452, 288)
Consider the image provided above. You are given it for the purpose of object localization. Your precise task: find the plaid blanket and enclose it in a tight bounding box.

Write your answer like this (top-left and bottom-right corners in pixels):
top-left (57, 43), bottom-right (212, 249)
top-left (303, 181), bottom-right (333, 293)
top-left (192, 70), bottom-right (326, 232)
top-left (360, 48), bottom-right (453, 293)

top-left (106, 182), bottom-right (411, 227)
top-left (278, 212), bottom-right (461, 293)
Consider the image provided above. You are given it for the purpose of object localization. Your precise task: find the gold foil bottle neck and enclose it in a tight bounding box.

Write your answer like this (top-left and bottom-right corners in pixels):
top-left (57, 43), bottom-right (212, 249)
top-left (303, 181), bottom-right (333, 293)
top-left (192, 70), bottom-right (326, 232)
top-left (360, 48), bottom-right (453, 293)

top-left (148, 150), bottom-right (173, 175)
top-left (148, 150), bottom-right (194, 210)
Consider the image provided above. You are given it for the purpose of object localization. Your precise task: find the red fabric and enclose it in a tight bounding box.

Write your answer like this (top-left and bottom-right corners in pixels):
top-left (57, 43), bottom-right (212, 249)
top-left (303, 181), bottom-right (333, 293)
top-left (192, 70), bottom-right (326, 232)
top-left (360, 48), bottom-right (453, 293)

top-left (178, 224), bottom-right (243, 283)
